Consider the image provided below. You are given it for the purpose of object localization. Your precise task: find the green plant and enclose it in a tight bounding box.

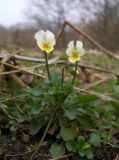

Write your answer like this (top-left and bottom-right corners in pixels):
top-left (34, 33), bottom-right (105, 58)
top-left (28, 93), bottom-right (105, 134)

top-left (1, 30), bottom-right (119, 160)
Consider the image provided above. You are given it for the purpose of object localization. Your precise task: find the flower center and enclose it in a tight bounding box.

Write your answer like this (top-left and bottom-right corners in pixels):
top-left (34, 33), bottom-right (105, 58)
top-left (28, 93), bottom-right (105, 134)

top-left (71, 52), bottom-right (80, 60)
top-left (42, 43), bottom-right (52, 51)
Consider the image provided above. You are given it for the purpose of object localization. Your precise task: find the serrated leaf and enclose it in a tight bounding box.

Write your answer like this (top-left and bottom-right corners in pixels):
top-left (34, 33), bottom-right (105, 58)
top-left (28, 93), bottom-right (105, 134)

top-left (60, 126), bottom-right (74, 141)
top-left (86, 150), bottom-right (93, 159)
top-left (65, 109), bottom-right (77, 120)
top-left (77, 115), bottom-right (94, 128)
top-left (50, 143), bottom-right (65, 158)
top-left (66, 140), bottom-right (77, 152)
top-left (89, 133), bottom-right (101, 146)
top-left (29, 118), bottom-right (46, 135)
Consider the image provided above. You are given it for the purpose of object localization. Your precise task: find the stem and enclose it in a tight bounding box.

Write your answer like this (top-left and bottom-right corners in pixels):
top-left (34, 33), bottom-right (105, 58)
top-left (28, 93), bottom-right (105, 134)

top-left (44, 52), bottom-right (50, 80)
top-left (62, 66), bottom-right (65, 84)
top-left (72, 61), bottom-right (78, 85)
top-left (29, 113), bottom-right (54, 160)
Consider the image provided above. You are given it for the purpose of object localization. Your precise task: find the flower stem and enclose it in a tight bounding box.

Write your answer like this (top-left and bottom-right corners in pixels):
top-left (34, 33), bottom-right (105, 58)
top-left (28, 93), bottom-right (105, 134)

top-left (44, 52), bottom-right (50, 80)
top-left (72, 61), bottom-right (78, 85)
top-left (62, 66), bottom-right (65, 84)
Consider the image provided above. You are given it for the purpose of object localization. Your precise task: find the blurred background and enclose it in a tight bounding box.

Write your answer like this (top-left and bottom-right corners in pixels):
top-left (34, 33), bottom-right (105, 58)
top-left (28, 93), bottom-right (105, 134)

top-left (0, 0), bottom-right (119, 52)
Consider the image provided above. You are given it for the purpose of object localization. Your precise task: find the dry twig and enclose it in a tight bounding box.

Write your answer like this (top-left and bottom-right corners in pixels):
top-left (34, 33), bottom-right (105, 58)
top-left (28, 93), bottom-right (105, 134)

top-left (9, 73), bottom-right (29, 88)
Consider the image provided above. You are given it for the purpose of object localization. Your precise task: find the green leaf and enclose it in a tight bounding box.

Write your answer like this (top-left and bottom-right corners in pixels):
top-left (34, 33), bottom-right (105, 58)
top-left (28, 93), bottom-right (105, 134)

top-left (76, 94), bottom-right (98, 103)
top-left (89, 133), bottom-right (101, 146)
top-left (77, 137), bottom-right (85, 147)
top-left (66, 140), bottom-right (77, 152)
top-left (25, 88), bottom-right (42, 96)
top-left (113, 86), bottom-right (119, 94)
top-left (83, 143), bottom-right (91, 149)
top-left (48, 88), bottom-right (55, 95)
top-left (86, 150), bottom-right (93, 159)
top-left (60, 126), bottom-right (74, 141)
top-left (65, 109), bottom-right (77, 120)
top-left (77, 115), bottom-right (94, 128)
top-left (77, 137), bottom-right (93, 159)
top-left (32, 108), bottom-right (42, 115)
top-left (50, 143), bottom-right (65, 158)
top-left (50, 72), bottom-right (60, 83)
top-left (101, 131), bottom-right (118, 146)
top-left (29, 118), bottom-right (46, 135)
top-left (78, 150), bottom-right (85, 157)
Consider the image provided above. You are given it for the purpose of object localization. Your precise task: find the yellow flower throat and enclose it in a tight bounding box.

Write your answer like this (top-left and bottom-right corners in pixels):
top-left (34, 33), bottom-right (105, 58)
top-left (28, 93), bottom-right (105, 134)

top-left (70, 52), bottom-right (80, 60)
top-left (42, 43), bottom-right (52, 52)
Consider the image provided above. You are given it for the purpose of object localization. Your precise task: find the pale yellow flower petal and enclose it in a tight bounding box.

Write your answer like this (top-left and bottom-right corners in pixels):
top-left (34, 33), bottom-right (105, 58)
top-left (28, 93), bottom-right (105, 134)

top-left (46, 30), bottom-right (56, 45)
top-left (76, 41), bottom-right (84, 56)
top-left (66, 47), bottom-right (74, 56)
top-left (34, 30), bottom-right (45, 43)
top-left (76, 41), bottom-right (83, 49)
top-left (66, 41), bottom-right (75, 56)
top-left (68, 41), bottom-right (74, 48)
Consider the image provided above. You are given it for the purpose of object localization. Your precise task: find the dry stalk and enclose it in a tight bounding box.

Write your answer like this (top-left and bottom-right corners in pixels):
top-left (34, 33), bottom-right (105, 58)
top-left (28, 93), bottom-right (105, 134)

top-left (9, 73), bottom-right (29, 88)
top-left (0, 54), bottom-right (60, 63)
top-left (0, 55), bottom-right (11, 79)
top-left (0, 64), bottom-right (45, 75)
top-left (74, 87), bottom-right (119, 103)
top-left (0, 55), bottom-right (29, 87)
top-left (0, 59), bottom-right (118, 77)
top-left (83, 77), bottom-right (112, 90)
top-left (57, 61), bottom-right (119, 77)
top-left (0, 61), bottom-right (47, 79)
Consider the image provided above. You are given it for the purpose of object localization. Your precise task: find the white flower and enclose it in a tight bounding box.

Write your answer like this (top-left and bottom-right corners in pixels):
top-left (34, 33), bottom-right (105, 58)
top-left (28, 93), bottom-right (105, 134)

top-left (66, 41), bottom-right (84, 63)
top-left (34, 30), bottom-right (56, 53)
